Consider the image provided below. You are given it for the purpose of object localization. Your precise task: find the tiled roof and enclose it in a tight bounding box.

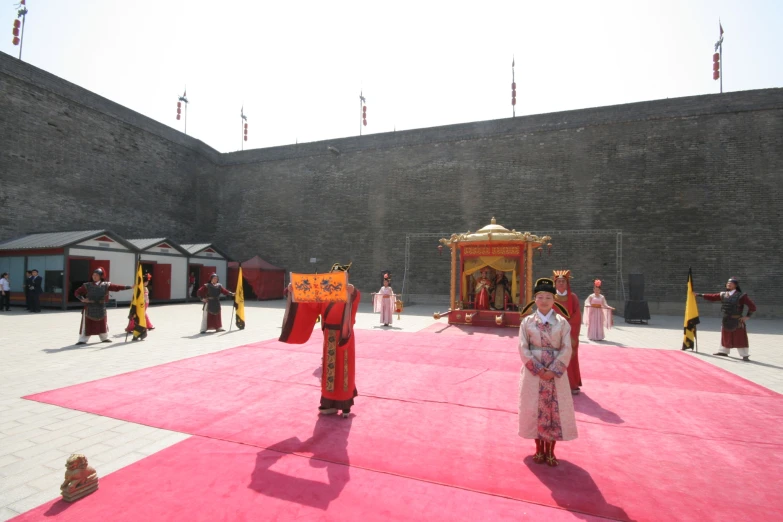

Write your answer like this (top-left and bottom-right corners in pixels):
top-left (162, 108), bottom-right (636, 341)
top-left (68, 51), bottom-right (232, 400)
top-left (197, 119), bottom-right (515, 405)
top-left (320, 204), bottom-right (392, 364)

top-left (0, 230), bottom-right (113, 250)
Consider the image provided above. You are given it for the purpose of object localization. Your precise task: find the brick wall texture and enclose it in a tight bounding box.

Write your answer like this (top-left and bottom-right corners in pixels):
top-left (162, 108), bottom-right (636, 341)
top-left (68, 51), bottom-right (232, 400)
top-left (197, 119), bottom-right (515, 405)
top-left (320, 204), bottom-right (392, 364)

top-left (2, 52), bottom-right (782, 316)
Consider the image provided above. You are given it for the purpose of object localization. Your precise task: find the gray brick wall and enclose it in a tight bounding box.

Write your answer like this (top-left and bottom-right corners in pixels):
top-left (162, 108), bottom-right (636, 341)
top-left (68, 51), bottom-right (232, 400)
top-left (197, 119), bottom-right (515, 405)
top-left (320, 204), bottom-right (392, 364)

top-left (0, 51), bottom-right (218, 243)
top-left (2, 51), bottom-right (781, 316)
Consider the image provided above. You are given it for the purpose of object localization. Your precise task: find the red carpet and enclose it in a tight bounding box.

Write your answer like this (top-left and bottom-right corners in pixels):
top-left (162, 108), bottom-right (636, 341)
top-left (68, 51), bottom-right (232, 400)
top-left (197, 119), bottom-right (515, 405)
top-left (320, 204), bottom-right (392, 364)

top-left (13, 436), bottom-right (600, 522)
top-left (21, 327), bottom-right (783, 521)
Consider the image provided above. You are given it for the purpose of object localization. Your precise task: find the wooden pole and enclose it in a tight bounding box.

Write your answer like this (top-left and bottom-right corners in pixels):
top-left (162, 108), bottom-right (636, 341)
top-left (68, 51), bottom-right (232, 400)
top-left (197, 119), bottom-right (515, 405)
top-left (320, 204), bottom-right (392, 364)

top-left (450, 244), bottom-right (457, 310)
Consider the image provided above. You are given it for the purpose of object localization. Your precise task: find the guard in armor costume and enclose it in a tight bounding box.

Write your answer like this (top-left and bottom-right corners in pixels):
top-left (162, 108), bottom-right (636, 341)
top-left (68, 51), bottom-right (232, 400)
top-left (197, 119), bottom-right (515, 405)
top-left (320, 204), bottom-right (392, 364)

top-left (553, 270), bottom-right (583, 394)
top-left (74, 267), bottom-right (132, 345)
top-left (280, 262), bottom-right (360, 418)
top-left (517, 278), bottom-right (577, 467)
top-left (197, 274), bottom-right (234, 333)
top-left (697, 276), bottom-right (756, 361)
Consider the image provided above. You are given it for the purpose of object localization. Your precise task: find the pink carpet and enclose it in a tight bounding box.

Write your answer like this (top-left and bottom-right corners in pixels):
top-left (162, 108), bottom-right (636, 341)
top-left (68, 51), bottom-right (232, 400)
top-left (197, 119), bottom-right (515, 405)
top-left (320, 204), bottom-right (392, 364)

top-left (21, 327), bottom-right (783, 521)
top-left (13, 436), bottom-right (600, 522)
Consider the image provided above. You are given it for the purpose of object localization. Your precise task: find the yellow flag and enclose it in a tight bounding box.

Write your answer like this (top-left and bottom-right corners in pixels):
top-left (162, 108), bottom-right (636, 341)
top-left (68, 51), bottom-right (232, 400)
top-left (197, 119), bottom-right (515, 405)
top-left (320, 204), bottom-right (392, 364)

top-left (129, 264), bottom-right (147, 339)
top-left (234, 266), bottom-right (245, 330)
top-left (682, 268), bottom-right (700, 351)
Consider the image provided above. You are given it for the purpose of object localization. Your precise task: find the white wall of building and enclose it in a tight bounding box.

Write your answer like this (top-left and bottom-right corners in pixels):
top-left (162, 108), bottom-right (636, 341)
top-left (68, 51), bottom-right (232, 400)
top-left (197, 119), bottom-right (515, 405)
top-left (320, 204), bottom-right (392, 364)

top-left (69, 248), bottom-right (135, 303)
top-left (190, 256), bottom-right (227, 286)
top-left (139, 253), bottom-right (187, 299)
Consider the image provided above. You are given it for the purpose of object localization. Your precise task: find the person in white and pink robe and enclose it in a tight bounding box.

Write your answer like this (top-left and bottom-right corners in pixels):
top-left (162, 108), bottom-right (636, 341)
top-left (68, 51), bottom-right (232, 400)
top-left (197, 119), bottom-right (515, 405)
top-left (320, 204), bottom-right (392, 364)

top-left (518, 277), bottom-right (577, 467)
top-left (583, 280), bottom-right (614, 341)
top-left (372, 277), bottom-right (396, 326)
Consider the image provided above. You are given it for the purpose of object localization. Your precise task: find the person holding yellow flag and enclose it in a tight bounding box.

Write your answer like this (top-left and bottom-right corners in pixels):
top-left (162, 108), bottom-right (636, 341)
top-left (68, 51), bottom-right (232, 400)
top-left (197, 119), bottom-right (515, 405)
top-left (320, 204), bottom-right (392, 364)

top-left (697, 276), bottom-right (757, 361)
top-left (127, 265), bottom-right (149, 342)
top-left (197, 274), bottom-right (235, 333)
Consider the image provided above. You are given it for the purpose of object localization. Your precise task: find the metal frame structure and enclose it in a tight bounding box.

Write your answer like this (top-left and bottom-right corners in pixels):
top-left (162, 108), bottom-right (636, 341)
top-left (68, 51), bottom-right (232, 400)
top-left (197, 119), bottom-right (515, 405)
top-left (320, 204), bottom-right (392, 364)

top-left (402, 229), bottom-right (625, 303)
top-left (401, 232), bottom-right (450, 302)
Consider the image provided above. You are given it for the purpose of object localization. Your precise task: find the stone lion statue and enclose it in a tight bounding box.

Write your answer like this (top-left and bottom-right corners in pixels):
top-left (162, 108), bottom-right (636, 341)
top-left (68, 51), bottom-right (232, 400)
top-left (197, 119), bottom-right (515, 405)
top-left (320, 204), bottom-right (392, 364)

top-left (60, 454), bottom-right (97, 494)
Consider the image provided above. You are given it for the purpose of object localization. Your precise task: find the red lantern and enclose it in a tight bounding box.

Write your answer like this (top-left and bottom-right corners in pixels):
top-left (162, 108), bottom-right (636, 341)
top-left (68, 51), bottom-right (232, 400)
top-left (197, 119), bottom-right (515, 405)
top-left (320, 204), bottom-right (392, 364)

top-left (512, 82), bottom-right (516, 90)
top-left (177, 101), bottom-right (181, 108)
top-left (713, 71), bottom-right (719, 80)
top-left (244, 136), bottom-right (247, 141)
top-left (363, 119), bottom-right (367, 126)
top-left (12, 36), bottom-right (19, 45)
top-left (14, 19), bottom-right (20, 28)
top-left (176, 114), bottom-right (181, 120)
top-left (713, 53), bottom-right (719, 62)
top-left (177, 108), bottom-right (181, 114)
top-left (12, 27), bottom-right (19, 36)
top-left (244, 123), bottom-right (248, 129)
top-left (512, 99), bottom-right (516, 106)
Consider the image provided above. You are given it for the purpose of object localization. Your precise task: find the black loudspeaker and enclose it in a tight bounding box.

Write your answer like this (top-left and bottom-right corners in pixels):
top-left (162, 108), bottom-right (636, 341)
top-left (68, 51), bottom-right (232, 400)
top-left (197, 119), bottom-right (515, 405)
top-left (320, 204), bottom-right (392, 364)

top-left (629, 273), bottom-right (645, 301)
top-left (625, 273), bottom-right (650, 324)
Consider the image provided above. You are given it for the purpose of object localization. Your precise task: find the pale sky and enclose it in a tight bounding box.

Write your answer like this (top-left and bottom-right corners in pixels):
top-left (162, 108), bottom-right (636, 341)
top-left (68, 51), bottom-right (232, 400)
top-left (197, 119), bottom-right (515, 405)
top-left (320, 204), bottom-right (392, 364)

top-left (3, 1), bottom-right (781, 153)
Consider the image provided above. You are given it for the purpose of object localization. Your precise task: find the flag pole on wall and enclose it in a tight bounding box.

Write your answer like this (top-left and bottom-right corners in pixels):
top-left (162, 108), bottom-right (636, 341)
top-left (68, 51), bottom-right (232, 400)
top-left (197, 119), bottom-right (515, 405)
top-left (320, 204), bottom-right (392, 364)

top-left (11, 0), bottom-right (28, 61)
top-left (241, 106), bottom-right (248, 151)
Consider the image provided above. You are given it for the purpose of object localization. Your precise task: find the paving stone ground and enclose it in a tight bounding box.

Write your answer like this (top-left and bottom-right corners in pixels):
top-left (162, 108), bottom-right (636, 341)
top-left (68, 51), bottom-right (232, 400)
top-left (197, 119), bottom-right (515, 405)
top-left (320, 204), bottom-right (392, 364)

top-left (1, 300), bottom-right (780, 519)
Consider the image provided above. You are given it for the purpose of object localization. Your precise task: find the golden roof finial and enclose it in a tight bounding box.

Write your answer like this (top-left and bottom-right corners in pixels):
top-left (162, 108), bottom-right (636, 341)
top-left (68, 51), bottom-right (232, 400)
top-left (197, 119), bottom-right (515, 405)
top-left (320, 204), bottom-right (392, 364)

top-left (491, 216), bottom-right (496, 224)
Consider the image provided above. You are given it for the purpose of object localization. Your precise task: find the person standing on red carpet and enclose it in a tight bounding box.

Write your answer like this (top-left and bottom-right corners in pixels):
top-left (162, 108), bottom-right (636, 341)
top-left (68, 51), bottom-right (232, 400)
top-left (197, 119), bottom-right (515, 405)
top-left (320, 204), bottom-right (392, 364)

top-left (553, 270), bottom-right (582, 395)
top-left (583, 280), bottom-right (614, 341)
top-left (372, 274), bottom-right (396, 327)
top-left (697, 276), bottom-right (756, 361)
top-left (518, 277), bottom-right (577, 467)
top-left (74, 267), bottom-right (132, 345)
top-left (125, 273), bottom-right (155, 334)
top-left (197, 274), bottom-right (234, 333)
top-left (279, 262), bottom-right (360, 418)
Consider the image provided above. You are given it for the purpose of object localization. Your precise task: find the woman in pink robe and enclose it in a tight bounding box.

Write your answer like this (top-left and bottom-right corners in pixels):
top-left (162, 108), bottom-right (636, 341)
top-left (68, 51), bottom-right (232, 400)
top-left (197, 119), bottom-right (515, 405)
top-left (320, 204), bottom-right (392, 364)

top-left (372, 277), bottom-right (396, 326)
top-left (583, 280), bottom-right (614, 341)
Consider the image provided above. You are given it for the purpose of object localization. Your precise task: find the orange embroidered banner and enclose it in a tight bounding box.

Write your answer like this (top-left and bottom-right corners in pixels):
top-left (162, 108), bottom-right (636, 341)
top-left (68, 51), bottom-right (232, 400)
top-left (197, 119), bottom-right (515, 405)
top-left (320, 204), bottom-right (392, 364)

top-left (290, 272), bottom-right (348, 303)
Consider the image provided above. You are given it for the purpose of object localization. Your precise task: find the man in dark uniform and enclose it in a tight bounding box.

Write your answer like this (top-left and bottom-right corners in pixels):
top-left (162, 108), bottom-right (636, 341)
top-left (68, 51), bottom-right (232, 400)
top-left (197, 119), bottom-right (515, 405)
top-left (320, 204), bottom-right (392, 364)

top-left (24, 270), bottom-right (32, 311)
top-left (697, 276), bottom-right (757, 361)
top-left (29, 269), bottom-right (43, 313)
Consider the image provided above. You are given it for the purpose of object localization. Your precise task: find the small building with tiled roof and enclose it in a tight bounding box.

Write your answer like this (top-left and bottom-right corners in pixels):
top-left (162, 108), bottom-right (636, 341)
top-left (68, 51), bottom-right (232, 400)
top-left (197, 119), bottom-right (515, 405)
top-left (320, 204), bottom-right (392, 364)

top-left (0, 230), bottom-right (137, 309)
top-left (127, 238), bottom-right (191, 302)
top-left (181, 243), bottom-right (231, 296)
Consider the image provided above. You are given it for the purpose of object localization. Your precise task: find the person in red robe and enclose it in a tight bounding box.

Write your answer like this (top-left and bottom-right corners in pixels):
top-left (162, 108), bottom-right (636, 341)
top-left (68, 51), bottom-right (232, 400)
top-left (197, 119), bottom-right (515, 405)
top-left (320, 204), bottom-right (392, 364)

top-left (697, 276), bottom-right (757, 361)
top-left (474, 269), bottom-right (492, 310)
top-left (279, 262), bottom-right (360, 418)
top-left (125, 273), bottom-right (155, 334)
top-left (197, 274), bottom-right (234, 333)
top-left (74, 267), bottom-right (132, 345)
top-left (553, 270), bottom-right (583, 394)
